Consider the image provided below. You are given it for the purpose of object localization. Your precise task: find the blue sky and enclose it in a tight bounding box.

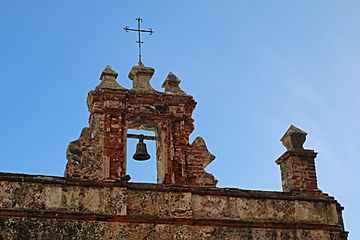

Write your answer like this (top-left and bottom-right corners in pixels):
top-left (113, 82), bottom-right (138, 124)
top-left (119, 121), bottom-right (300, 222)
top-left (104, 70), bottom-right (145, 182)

top-left (0, 1), bottom-right (359, 238)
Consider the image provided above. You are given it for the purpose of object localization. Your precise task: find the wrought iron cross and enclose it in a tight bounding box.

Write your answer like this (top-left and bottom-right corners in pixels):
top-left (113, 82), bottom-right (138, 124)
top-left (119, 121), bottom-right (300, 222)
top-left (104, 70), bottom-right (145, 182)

top-left (124, 17), bottom-right (153, 64)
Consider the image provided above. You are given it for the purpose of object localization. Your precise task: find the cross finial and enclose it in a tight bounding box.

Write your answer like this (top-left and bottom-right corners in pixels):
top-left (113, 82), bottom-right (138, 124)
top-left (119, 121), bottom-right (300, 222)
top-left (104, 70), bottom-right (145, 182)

top-left (124, 17), bottom-right (154, 65)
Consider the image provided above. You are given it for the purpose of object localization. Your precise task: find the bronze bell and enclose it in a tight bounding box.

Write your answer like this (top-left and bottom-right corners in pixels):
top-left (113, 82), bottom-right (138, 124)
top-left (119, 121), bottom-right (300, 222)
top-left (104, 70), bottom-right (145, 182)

top-left (132, 136), bottom-right (151, 161)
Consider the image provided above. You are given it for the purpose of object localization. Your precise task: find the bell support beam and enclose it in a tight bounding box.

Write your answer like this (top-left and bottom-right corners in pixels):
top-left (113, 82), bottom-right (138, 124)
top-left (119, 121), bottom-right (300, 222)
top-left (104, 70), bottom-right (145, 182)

top-left (127, 133), bottom-right (158, 141)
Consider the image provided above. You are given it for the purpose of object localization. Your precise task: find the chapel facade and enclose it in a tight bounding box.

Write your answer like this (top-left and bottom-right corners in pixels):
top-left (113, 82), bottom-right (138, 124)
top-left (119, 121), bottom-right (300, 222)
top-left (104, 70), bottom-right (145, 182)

top-left (0, 62), bottom-right (348, 239)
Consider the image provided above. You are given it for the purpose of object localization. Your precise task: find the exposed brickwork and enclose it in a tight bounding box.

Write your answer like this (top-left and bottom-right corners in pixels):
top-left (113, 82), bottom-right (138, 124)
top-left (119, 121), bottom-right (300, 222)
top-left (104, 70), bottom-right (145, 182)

top-left (186, 137), bottom-right (218, 187)
top-left (276, 150), bottom-right (319, 192)
top-left (65, 64), bottom-right (217, 187)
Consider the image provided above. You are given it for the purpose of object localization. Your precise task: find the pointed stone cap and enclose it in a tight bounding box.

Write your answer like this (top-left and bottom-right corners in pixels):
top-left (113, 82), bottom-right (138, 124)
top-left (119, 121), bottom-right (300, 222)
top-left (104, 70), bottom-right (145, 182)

top-left (281, 125), bottom-right (307, 151)
top-left (161, 72), bottom-right (188, 95)
top-left (128, 62), bottom-right (157, 92)
top-left (96, 65), bottom-right (126, 90)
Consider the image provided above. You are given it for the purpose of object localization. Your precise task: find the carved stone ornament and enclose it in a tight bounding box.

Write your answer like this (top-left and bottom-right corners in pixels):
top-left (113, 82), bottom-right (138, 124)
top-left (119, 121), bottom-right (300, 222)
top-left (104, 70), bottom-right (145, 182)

top-left (162, 72), bottom-right (187, 95)
top-left (280, 125), bottom-right (307, 151)
top-left (128, 62), bottom-right (157, 92)
top-left (96, 65), bottom-right (126, 90)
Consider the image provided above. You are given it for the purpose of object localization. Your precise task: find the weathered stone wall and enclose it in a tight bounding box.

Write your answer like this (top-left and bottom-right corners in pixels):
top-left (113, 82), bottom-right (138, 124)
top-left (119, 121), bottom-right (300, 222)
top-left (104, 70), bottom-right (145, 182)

top-left (0, 219), bottom-right (346, 240)
top-left (0, 173), bottom-right (347, 239)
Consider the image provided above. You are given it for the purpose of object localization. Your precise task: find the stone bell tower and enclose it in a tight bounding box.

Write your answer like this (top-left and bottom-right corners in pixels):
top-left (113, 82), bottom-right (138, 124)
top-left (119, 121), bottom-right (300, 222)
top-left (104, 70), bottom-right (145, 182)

top-left (64, 63), bottom-right (217, 187)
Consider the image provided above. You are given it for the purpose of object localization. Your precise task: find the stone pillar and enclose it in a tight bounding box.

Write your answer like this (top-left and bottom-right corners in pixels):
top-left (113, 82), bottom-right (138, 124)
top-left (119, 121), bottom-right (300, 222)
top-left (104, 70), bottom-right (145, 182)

top-left (276, 125), bottom-right (320, 192)
top-left (64, 65), bottom-right (127, 180)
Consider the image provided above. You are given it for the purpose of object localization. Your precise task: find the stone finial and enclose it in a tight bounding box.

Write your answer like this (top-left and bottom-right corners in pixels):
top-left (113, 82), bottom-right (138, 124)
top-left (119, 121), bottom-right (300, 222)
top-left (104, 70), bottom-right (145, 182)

top-left (280, 125), bottom-right (307, 151)
top-left (96, 65), bottom-right (126, 90)
top-left (128, 62), bottom-right (157, 92)
top-left (161, 72), bottom-right (187, 95)
top-left (276, 126), bottom-right (319, 192)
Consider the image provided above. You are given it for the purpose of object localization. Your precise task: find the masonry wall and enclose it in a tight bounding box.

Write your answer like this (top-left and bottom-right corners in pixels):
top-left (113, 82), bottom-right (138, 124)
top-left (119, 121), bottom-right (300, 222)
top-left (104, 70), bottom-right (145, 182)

top-left (0, 173), bottom-right (347, 240)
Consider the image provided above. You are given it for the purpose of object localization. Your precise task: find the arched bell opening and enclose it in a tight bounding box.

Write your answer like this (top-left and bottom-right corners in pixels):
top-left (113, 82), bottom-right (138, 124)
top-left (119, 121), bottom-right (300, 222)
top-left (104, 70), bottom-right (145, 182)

top-left (126, 129), bottom-right (156, 183)
top-left (125, 120), bottom-right (165, 184)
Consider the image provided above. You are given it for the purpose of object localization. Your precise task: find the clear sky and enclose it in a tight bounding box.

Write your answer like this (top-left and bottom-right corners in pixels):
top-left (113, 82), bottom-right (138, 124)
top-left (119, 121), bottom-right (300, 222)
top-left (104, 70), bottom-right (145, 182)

top-left (0, 1), bottom-right (358, 238)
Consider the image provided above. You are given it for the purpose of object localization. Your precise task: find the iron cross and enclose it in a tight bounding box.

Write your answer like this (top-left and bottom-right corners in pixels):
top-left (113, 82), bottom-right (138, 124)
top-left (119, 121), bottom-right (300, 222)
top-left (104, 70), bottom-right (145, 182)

top-left (124, 17), bottom-right (154, 64)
